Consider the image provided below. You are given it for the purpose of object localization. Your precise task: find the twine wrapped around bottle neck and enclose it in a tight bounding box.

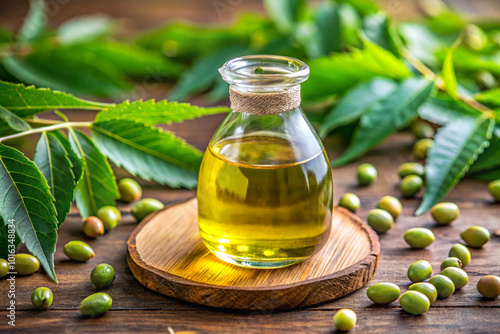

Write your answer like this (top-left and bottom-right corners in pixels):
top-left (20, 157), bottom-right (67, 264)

top-left (229, 85), bottom-right (301, 115)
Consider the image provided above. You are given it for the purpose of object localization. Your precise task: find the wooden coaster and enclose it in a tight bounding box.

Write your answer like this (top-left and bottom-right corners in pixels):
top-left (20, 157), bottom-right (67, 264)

top-left (127, 198), bottom-right (379, 310)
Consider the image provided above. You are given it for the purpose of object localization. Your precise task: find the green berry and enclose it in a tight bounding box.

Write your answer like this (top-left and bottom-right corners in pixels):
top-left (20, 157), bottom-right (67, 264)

top-left (0, 258), bottom-right (8, 278)
top-left (440, 257), bottom-right (462, 271)
top-left (488, 180), bottom-right (500, 201)
top-left (449, 244), bottom-right (471, 266)
top-left (441, 267), bottom-right (468, 289)
top-left (431, 202), bottom-right (459, 225)
top-left (13, 254), bottom-right (40, 276)
top-left (407, 260), bottom-right (433, 283)
top-left (412, 138), bottom-right (433, 161)
top-left (464, 24), bottom-right (488, 51)
top-left (475, 71), bottom-right (497, 90)
top-left (131, 198), bottom-right (165, 222)
top-left (63, 241), bottom-right (95, 262)
top-left (398, 162), bottom-right (425, 179)
top-left (408, 282), bottom-right (438, 304)
top-left (399, 175), bottom-right (423, 198)
top-left (366, 282), bottom-right (401, 304)
top-left (80, 293), bottom-right (112, 317)
top-left (91, 263), bottom-right (116, 289)
top-left (429, 274), bottom-right (455, 298)
top-left (333, 309), bottom-right (357, 331)
top-left (357, 163), bottom-right (377, 186)
top-left (399, 291), bottom-right (430, 315)
top-left (460, 226), bottom-right (490, 248)
top-left (118, 178), bottom-right (142, 203)
top-left (377, 196), bottom-right (402, 219)
top-left (31, 287), bottom-right (53, 309)
top-left (477, 275), bottom-right (500, 298)
top-left (403, 227), bottom-right (435, 249)
top-left (82, 216), bottom-right (105, 238)
top-left (411, 120), bottom-right (435, 140)
top-left (367, 209), bottom-right (394, 234)
top-left (338, 193), bottom-right (360, 213)
top-left (97, 206), bottom-right (122, 232)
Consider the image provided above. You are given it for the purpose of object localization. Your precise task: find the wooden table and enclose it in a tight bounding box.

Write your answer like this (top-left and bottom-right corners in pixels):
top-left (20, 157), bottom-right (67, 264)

top-left (1, 1), bottom-right (500, 333)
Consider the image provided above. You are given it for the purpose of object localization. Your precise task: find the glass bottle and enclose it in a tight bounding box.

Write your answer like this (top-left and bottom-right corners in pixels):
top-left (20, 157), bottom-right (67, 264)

top-left (197, 55), bottom-right (333, 268)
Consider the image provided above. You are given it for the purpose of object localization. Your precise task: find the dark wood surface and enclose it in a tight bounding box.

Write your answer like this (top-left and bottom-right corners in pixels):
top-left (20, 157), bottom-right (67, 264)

top-left (0, 0), bottom-right (499, 333)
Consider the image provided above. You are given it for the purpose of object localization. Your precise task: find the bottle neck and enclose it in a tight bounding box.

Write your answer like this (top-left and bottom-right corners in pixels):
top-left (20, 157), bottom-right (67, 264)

top-left (229, 84), bottom-right (301, 115)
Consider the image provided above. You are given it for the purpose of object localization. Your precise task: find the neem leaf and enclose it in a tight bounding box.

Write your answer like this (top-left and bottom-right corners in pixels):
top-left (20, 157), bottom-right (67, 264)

top-left (264, 0), bottom-right (305, 34)
top-left (449, 49), bottom-right (500, 75)
top-left (56, 15), bottom-right (114, 44)
top-left (0, 144), bottom-right (58, 282)
top-left (319, 77), bottom-right (398, 137)
top-left (469, 168), bottom-right (500, 182)
top-left (91, 120), bottom-right (201, 188)
top-left (469, 138), bottom-right (500, 174)
top-left (34, 132), bottom-right (76, 227)
top-left (0, 80), bottom-right (111, 116)
top-left (95, 99), bottom-right (228, 124)
top-left (17, 0), bottom-right (47, 42)
top-left (475, 88), bottom-right (500, 107)
top-left (416, 114), bottom-right (494, 215)
top-left (332, 78), bottom-right (434, 166)
top-left (441, 37), bottom-right (462, 99)
top-left (418, 96), bottom-right (481, 126)
top-left (302, 40), bottom-right (411, 101)
top-left (51, 131), bottom-right (83, 184)
top-left (0, 219), bottom-right (21, 259)
top-left (0, 106), bottom-right (31, 132)
top-left (69, 129), bottom-right (119, 218)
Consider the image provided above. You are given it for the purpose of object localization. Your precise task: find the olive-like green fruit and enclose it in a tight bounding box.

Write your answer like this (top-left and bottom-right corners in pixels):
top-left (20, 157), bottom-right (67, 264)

top-left (118, 178), bottom-right (142, 203)
top-left (449, 244), bottom-right (471, 266)
top-left (0, 258), bottom-right (8, 278)
top-left (338, 193), bottom-right (360, 213)
top-left (31, 287), bottom-right (53, 309)
top-left (131, 198), bottom-right (164, 222)
top-left (377, 196), bottom-right (402, 219)
top-left (411, 120), bottom-right (435, 140)
top-left (440, 257), bottom-right (462, 271)
top-left (64, 241), bottom-right (95, 262)
top-left (477, 275), bottom-right (500, 298)
top-left (408, 282), bottom-right (438, 304)
top-left (431, 202), bottom-right (459, 225)
top-left (399, 291), bottom-right (430, 315)
top-left (441, 267), bottom-right (468, 289)
top-left (399, 175), bottom-right (423, 198)
top-left (366, 282), bottom-right (401, 304)
top-left (398, 162), bottom-right (425, 179)
top-left (333, 308), bottom-right (357, 331)
top-left (80, 293), bottom-right (112, 317)
top-left (407, 260), bottom-right (433, 283)
top-left (367, 209), bottom-right (394, 234)
top-left (97, 206), bottom-right (122, 232)
top-left (429, 275), bottom-right (455, 298)
top-left (464, 24), bottom-right (488, 51)
top-left (460, 226), bottom-right (490, 248)
top-left (91, 263), bottom-right (115, 288)
top-left (403, 227), bottom-right (435, 248)
top-left (357, 163), bottom-right (377, 186)
top-left (82, 216), bottom-right (105, 238)
top-left (475, 71), bottom-right (497, 90)
top-left (14, 254), bottom-right (40, 275)
top-left (412, 138), bottom-right (433, 161)
top-left (488, 180), bottom-right (500, 201)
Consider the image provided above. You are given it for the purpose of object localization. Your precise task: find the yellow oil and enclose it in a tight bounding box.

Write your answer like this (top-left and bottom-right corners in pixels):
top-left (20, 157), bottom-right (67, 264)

top-left (197, 134), bottom-right (333, 268)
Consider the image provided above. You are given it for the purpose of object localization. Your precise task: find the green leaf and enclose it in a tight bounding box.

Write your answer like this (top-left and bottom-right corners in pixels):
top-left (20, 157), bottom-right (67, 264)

top-left (0, 28), bottom-right (14, 45)
top-left (0, 106), bottom-right (31, 132)
top-left (312, 2), bottom-right (341, 55)
top-left (441, 37), bottom-right (462, 99)
top-left (337, 0), bottom-right (379, 15)
top-left (51, 131), bottom-right (82, 184)
top-left (68, 129), bottom-right (119, 218)
top-left (95, 99), bottom-right (228, 124)
top-left (418, 96), bottom-right (481, 126)
top-left (469, 138), bottom-right (500, 174)
top-left (2, 46), bottom-right (133, 98)
top-left (398, 23), bottom-right (444, 67)
top-left (337, 4), bottom-right (362, 48)
top-left (168, 45), bottom-right (248, 101)
top-left (264, 0), bottom-right (305, 34)
top-left (91, 120), bottom-right (201, 188)
top-left (319, 77), bottom-right (398, 137)
top-left (332, 78), bottom-right (435, 166)
top-left (0, 144), bottom-right (58, 282)
top-left (427, 12), bottom-right (465, 35)
top-left (0, 81), bottom-right (110, 116)
top-left (470, 168), bottom-right (500, 181)
top-left (449, 49), bottom-right (500, 75)
top-left (302, 40), bottom-right (411, 101)
top-left (362, 14), bottom-right (394, 52)
top-left (17, 0), bottom-right (47, 42)
top-left (56, 15), bottom-right (114, 44)
top-left (475, 88), bottom-right (500, 106)
top-left (34, 132), bottom-right (76, 227)
top-left (416, 114), bottom-right (494, 215)
top-left (0, 218), bottom-right (21, 259)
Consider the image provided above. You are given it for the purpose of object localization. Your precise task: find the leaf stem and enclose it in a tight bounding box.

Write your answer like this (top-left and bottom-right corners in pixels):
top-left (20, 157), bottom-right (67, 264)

top-left (26, 118), bottom-right (63, 125)
top-left (0, 121), bottom-right (93, 142)
top-left (401, 48), bottom-right (494, 115)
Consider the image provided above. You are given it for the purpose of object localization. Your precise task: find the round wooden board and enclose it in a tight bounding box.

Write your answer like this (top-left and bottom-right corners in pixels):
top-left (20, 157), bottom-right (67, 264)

top-left (127, 198), bottom-right (380, 310)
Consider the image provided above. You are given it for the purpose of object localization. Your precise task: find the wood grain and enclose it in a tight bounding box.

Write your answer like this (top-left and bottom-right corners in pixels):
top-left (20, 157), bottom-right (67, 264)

top-left (127, 198), bottom-right (380, 310)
